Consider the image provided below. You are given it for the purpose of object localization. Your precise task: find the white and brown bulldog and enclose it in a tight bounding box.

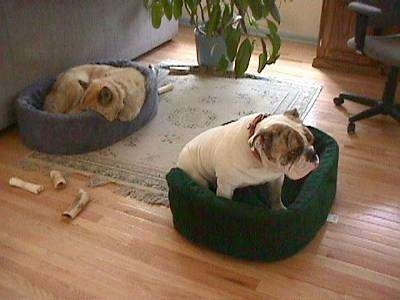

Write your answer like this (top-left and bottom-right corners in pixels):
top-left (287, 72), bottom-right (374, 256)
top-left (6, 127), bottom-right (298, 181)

top-left (177, 109), bottom-right (319, 209)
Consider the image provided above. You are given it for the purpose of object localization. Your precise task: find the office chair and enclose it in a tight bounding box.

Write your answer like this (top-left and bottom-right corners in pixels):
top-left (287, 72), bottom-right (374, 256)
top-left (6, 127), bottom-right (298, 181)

top-left (333, 1), bottom-right (400, 134)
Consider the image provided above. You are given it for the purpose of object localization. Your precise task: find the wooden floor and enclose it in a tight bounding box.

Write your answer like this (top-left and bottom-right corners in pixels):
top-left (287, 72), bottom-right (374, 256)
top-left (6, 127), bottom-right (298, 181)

top-left (1, 27), bottom-right (400, 299)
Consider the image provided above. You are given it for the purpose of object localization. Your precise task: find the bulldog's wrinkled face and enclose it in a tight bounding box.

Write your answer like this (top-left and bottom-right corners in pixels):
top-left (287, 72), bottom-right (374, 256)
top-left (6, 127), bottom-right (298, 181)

top-left (252, 109), bottom-right (319, 180)
top-left (76, 79), bottom-right (124, 121)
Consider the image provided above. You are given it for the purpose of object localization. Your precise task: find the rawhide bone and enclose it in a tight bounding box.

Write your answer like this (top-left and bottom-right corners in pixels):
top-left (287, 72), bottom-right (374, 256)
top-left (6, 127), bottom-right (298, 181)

top-left (62, 189), bottom-right (91, 219)
top-left (50, 170), bottom-right (67, 189)
top-left (158, 83), bottom-right (174, 95)
top-left (9, 176), bottom-right (44, 194)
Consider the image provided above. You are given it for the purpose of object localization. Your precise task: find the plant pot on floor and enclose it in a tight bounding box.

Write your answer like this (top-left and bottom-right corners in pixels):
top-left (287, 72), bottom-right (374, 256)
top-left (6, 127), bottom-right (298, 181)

top-left (146, 0), bottom-right (282, 77)
top-left (194, 27), bottom-right (232, 70)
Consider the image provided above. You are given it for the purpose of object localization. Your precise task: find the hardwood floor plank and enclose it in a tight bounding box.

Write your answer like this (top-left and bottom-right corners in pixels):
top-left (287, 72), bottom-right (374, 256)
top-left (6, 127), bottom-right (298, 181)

top-left (0, 282), bottom-right (24, 299)
top-left (0, 260), bottom-right (56, 299)
top-left (256, 275), bottom-right (351, 300)
top-left (0, 202), bottom-right (238, 299)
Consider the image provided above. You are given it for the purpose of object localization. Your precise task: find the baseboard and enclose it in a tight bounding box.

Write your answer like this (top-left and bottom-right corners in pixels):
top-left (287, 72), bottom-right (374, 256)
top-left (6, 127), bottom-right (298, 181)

top-left (178, 18), bottom-right (318, 45)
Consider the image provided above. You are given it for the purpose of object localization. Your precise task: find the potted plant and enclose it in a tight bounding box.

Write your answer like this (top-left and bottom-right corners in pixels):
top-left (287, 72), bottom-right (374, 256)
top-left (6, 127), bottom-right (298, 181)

top-left (144, 0), bottom-right (283, 77)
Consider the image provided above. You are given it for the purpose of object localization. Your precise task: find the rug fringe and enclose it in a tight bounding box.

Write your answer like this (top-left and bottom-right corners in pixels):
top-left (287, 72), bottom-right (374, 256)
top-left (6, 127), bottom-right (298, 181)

top-left (21, 157), bottom-right (170, 206)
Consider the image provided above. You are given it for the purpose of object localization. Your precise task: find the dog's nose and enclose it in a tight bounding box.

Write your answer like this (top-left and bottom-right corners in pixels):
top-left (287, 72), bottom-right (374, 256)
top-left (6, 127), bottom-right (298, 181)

top-left (305, 148), bottom-right (318, 163)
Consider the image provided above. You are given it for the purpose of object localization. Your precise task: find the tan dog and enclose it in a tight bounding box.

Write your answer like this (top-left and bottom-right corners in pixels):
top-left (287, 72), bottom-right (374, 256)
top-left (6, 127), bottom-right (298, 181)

top-left (73, 67), bottom-right (146, 121)
top-left (177, 109), bottom-right (319, 209)
top-left (44, 64), bottom-right (114, 113)
top-left (44, 65), bottom-right (146, 122)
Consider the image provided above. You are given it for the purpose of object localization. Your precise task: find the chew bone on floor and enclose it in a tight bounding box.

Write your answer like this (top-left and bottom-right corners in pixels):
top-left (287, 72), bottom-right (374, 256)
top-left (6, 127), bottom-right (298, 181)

top-left (157, 83), bottom-right (174, 95)
top-left (62, 189), bottom-right (91, 219)
top-left (9, 176), bottom-right (44, 194)
top-left (168, 66), bottom-right (190, 75)
top-left (50, 170), bottom-right (67, 189)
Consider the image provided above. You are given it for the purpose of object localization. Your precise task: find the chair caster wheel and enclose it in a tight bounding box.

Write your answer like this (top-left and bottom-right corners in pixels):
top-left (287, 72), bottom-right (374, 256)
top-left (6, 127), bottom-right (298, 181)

top-left (347, 122), bottom-right (355, 134)
top-left (334, 97), bottom-right (344, 106)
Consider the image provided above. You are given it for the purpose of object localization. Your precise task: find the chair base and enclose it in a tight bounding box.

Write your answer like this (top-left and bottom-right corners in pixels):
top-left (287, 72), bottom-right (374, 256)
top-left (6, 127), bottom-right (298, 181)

top-left (334, 94), bottom-right (400, 134)
top-left (333, 66), bottom-right (400, 134)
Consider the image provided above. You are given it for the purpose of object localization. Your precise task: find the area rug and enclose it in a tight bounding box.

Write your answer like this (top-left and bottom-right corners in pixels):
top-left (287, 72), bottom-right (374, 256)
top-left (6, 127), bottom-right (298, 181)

top-left (24, 63), bottom-right (322, 206)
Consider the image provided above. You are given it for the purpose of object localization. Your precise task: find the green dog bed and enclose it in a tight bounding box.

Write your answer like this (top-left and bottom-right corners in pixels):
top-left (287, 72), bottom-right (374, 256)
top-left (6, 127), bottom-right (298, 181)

top-left (166, 127), bottom-right (339, 261)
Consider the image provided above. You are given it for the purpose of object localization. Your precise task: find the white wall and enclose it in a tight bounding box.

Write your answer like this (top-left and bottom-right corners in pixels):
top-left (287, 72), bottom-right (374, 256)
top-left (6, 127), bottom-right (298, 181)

top-left (278, 0), bottom-right (323, 43)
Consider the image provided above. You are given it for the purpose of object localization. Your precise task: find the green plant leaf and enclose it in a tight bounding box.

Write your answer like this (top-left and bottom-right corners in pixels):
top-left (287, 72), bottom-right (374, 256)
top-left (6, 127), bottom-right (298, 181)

top-left (186, 0), bottom-right (196, 13)
top-left (218, 56), bottom-right (230, 72)
top-left (267, 31), bottom-right (281, 64)
top-left (221, 4), bottom-right (231, 29)
top-left (249, 0), bottom-right (263, 20)
top-left (162, 0), bottom-right (172, 20)
top-left (261, 0), bottom-right (270, 17)
top-left (234, 0), bottom-right (249, 11)
top-left (224, 27), bottom-right (241, 62)
top-left (248, 16), bottom-right (260, 30)
top-left (172, 0), bottom-right (183, 19)
top-left (207, 4), bottom-right (221, 36)
top-left (151, 2), bottom-right (164, 28)
top-left (267, 19), bottom-right (278, 34)
top-left (269, 0), bottom-right (281, 24)
top-left (265, 18), bottom-right (280, 64)
top-left (258, 52), bottom-right (268, 73)
top-left (234, 38), bottom-right (253, 77)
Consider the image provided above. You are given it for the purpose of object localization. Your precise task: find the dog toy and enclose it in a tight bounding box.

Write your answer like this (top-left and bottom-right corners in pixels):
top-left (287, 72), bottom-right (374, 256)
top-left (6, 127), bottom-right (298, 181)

top-left (50, 170), bottom-right (66, 189)
top-left (62, 189), bottom-right (91, 219)
top-left (9, 176), bottom-right (44, 194)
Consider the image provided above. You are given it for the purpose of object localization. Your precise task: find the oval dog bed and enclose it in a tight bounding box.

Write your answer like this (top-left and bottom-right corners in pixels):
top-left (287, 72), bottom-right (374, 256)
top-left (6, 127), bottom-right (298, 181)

top-left (166, 127), bottom-right (339, 261)
top-left (15, 60), bottom-right (159, 155)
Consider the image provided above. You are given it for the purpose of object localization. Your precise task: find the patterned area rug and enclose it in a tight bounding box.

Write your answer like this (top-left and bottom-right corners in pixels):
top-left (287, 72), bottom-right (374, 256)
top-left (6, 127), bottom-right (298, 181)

top-left (24, 64), bottom-right (322, 206)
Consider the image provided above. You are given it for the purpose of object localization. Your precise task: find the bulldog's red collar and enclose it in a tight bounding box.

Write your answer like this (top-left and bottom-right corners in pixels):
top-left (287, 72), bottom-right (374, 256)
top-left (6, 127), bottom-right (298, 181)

top-left (247, 113), bottom-right (270, 162)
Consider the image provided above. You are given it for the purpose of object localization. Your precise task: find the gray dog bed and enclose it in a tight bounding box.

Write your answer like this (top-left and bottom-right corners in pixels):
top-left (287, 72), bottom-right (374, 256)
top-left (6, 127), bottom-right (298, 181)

top-left (15, 60), bottom-right (159, 155)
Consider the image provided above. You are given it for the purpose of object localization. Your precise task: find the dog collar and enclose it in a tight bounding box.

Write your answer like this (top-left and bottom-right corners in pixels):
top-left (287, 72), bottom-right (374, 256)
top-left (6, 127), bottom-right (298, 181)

top-left (247, 113), bottom-right (270, 162)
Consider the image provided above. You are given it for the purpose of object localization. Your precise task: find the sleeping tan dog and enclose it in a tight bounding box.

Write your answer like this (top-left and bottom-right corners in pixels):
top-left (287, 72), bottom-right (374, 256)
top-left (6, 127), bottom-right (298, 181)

top-left (177, 109), bottom-right (319, 209)
top-left (44, 64), bottom-right (146, 121)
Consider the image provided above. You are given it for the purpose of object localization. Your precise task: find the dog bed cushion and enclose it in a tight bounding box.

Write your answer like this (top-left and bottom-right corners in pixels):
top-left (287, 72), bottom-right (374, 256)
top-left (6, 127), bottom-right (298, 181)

top-left (166, 127), bottom-right (339, 261)
top-left (15, 60), bottom-right (159, 155)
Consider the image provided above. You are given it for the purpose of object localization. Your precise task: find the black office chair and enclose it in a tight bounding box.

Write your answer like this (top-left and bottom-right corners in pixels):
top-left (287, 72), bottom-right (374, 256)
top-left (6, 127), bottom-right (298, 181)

top-left (333, 1), bottom-right (400, 134)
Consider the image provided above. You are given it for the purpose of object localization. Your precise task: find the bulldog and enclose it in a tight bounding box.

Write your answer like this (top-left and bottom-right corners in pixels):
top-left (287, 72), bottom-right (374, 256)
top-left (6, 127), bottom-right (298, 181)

top-left (177, 109), bottom-right (319, 209)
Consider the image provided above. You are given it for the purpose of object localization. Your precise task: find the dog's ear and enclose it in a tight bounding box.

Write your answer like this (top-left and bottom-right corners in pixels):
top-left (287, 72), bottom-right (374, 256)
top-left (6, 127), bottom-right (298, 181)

top-left (78, 80), bottom-right (89, 90)
top-left (284, 108), bottom-right (300, 119)
top-left (248, 124), bottom-right (285, 151)
top-left (98, 86), bottom-right (113, 106)
top-left (247, 113), bottom-right (271, 148)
